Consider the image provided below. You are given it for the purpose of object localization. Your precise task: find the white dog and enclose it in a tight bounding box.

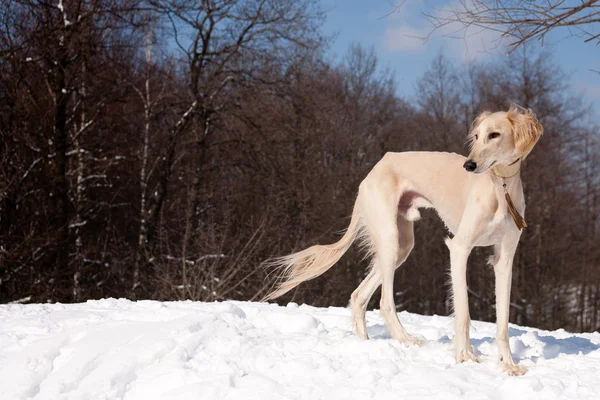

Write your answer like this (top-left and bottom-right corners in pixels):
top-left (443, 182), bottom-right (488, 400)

top-left (264, 104), bottom-right (543, 375)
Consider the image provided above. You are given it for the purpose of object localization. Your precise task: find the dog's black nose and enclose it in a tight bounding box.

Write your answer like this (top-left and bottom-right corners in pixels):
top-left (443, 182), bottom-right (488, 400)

top-left (463, 160), bottom-right (477, 172)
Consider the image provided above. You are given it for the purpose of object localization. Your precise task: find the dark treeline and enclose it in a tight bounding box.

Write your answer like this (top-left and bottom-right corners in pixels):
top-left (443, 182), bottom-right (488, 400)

top-left (1, 1), bottom-right (598, 333)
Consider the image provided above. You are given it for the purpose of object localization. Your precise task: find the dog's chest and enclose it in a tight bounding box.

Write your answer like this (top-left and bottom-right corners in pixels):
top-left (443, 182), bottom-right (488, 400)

top-left (476, 196), bottom-right (521, 246)
top-left (478, 218), bottom-right (510, 246)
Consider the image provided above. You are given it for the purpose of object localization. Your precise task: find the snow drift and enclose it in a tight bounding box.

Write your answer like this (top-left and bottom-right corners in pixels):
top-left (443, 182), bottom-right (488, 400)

top-left (1, 299), bottom-right (599, 399)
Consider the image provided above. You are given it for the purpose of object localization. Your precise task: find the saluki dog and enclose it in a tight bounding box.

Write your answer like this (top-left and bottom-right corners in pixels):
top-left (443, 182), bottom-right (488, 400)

top-left (264, 104), bottom-right (543, 375)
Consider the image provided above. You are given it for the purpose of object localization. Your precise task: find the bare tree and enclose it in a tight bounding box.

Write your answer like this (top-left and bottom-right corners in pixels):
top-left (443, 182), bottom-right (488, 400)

top-left (131, 15), bottom-right (164, 292)
top-left (0, 2), bottom-right (597, 333)
top-left (414, 52), bottom-right (464, 151)
top-left (134, 0), bottom-right (324, 291)
top-left (0, 0), bottom-right (142, 301)
top-left (424, 0), bottom-right (600, 53)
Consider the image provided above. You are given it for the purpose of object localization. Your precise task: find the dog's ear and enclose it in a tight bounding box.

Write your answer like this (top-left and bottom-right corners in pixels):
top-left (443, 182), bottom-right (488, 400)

top-left (507, 103), bottom-right (543, 159)
top-left (468, 111), bottom-right (491, 149)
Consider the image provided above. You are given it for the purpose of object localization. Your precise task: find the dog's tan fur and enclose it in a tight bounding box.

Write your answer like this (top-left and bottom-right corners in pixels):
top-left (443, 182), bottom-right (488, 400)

top-left (264, 104), bottom-right (543, 375)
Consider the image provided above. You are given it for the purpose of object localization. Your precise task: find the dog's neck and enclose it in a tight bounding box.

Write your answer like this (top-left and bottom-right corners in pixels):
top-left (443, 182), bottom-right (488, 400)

top-left (492, 158), bottom-right (521, 179)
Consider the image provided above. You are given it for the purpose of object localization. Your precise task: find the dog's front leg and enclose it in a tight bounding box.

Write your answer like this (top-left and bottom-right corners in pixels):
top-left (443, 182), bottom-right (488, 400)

top-left (446, 237), bottom-right (479, 363)
top-left (446, 197), bottom-right (491, 364)
top-left (493, 237), bottom-right (527, 376)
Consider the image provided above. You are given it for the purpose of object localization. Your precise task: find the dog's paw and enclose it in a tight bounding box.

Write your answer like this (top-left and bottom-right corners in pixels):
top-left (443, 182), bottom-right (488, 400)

top-left (397, 334), bottom-right (425, 346)
top-left (352, 322), bottom-right (369, 340)
top-left (456, 348), bottom-right (480, 364)
top-left (406, 335), bottom-right (425, 346)
top-left (502, 362), bottom-right (527, 376)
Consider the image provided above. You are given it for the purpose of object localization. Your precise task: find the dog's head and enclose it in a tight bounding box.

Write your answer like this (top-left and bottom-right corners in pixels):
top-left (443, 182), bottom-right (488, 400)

top-left (463, 104), bottom-right (543, 173)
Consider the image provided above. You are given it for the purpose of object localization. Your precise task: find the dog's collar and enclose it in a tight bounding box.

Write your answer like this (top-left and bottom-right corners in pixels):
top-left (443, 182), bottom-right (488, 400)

top-left (492, 158), bottom-right (521, 179)
top-left (492, 158), bottom-right (527, 230)
top-left (508, 158), bottom-right (521, 166)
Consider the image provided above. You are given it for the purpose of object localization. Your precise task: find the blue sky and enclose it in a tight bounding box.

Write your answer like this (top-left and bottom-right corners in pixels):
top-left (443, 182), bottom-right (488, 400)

top-left (320, 0), bottom-right (600, 113)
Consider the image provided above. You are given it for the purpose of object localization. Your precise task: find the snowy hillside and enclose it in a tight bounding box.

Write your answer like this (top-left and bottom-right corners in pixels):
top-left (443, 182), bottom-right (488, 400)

top-left (1, 300), bottom-right (599, 400)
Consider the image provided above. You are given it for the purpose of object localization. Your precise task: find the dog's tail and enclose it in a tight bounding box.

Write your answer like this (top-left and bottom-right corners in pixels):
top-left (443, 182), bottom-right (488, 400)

top-left (262, 198), bottom-right (363, 301)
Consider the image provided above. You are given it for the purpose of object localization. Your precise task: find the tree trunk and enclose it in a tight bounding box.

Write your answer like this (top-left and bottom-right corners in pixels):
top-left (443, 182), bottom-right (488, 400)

top-left (52, 60), bottom-right (70, 300)
top-left (133, 30), bottom-right (153, 291)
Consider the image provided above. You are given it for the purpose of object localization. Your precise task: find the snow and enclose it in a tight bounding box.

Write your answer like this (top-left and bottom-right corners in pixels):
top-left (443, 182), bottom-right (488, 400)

top-left (1, 299), bottom-right (599, 400)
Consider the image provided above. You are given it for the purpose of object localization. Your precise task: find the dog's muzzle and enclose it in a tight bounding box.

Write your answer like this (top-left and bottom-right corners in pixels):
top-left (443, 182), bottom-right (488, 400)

top-left (463, 160), bottom-right (477, 172)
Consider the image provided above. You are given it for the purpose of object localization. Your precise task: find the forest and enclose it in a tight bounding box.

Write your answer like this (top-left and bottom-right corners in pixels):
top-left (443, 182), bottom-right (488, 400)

top-left (1, 0), bottom-right (598, 333)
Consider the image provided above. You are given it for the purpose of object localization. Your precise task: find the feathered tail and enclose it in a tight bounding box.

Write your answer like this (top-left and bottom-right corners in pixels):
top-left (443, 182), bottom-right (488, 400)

top-left (262, 199), bottom-right (363, 301)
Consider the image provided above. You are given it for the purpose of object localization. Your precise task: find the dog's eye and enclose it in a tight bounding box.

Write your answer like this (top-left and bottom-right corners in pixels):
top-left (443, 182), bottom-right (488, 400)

top-left (474, 134), bottom-right (479, 140)
top-left (488, 132), bottom-right (500, 139)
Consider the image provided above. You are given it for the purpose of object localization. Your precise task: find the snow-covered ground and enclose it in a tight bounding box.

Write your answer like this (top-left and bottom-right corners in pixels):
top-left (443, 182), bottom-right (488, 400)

top-left (1, 300), bottom-right (599, 400)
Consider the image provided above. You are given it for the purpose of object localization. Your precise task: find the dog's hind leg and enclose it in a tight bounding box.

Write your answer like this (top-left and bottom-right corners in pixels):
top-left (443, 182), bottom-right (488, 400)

top-left (351, 268), bottom-right (380, 339)
top-left (359, 164), bottom-right (418, 345)
top-left (351, 215), bottom-right (420, 341)
top-left (377, 216), bottom-right (418, 345)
